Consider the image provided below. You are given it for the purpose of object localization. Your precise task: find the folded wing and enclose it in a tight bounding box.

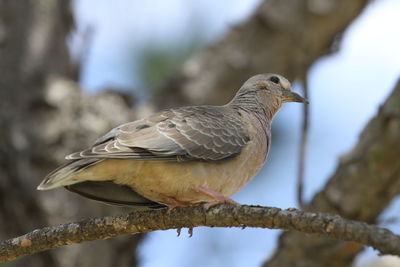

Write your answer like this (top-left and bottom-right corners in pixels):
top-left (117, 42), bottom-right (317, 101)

top-left (66, 106), bottom-right (250, 161)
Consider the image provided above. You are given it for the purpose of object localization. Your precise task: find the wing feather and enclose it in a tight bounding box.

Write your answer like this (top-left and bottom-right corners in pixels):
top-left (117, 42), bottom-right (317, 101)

top-left (66, 106), bottom-right (250, 161)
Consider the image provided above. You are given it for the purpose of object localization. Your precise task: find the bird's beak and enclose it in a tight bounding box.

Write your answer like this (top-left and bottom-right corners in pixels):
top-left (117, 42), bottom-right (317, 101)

top-left (282, 90), bottom-right (308, 104)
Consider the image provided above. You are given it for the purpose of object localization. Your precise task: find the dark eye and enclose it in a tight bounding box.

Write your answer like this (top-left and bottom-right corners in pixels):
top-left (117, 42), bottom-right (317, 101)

top-left (269, 76), bottom-right (280, 84)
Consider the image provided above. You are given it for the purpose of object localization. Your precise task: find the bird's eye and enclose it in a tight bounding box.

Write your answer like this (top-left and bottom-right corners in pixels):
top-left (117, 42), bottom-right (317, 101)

top-left (269, 76), bottom-right (280, 84)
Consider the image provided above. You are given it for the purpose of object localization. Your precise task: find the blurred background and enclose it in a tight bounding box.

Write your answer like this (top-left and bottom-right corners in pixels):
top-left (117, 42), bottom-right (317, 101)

top-left (1, 0), bottom-right (400, 266)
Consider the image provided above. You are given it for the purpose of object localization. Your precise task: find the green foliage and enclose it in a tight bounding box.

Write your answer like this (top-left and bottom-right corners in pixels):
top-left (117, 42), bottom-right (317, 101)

top-left (136, 31), bottom-right (205, 95)
top-left (139, 46), bottom-right (189, 90)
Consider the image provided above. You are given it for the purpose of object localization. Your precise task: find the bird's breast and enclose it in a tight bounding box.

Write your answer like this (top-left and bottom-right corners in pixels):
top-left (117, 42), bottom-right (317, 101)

top-left (117, 139), bottom-right (266, 204)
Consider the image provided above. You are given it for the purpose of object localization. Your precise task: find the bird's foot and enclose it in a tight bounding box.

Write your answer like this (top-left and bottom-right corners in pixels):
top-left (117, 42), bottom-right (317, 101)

top-left (159, 195), bottom-right (187, 211)
top-left (197, 185), bottom-right (240, 210)
top-left (202, 198), bottom-right (239, 210)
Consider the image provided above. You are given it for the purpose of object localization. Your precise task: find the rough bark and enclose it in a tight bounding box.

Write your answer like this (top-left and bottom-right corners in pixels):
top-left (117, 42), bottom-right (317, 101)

top-left (2, 204), bottom-right (400, 264)
top-left (263, 80), bottom-right (400, 267)
top-left (155, 0), bottom-right (369, 108)
top-left (0, 1), bottom-right (141, 266)
top-left (0, 1), bottom-right (72, 266)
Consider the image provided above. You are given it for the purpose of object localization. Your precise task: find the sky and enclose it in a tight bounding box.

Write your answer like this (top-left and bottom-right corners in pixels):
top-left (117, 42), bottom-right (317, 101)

top-left (72, 0), bottom-right (400, 266)
top-left (72, 0), bottom-right (261, 92)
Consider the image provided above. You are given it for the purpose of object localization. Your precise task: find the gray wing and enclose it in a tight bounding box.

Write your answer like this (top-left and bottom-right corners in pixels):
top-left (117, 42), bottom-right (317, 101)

top-left (66, 106), bottom-right (250, 161)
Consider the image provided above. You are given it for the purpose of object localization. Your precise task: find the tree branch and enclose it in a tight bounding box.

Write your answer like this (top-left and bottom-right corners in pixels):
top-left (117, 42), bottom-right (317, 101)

top-left (1, 204), bottom-right (400, 264)
top-left (297, 74), bottom-right (310, 209)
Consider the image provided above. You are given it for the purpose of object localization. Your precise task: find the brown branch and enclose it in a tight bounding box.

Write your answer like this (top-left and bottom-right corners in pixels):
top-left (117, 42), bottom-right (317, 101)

top-left (1, 204), bottom-right (400, 264)
top-left (297, 75), bottom-right (310, 209)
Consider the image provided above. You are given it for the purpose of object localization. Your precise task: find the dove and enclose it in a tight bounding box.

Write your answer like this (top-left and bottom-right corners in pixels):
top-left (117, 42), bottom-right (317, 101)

top-left (38, 73), bottom-right (307, 209)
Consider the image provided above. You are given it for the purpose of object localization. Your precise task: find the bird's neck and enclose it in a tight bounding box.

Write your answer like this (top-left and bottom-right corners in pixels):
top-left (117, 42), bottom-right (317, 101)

top-left (229, 95), bottom-right (274, 162)
top-left (228, 92), bottom-right (281, 122)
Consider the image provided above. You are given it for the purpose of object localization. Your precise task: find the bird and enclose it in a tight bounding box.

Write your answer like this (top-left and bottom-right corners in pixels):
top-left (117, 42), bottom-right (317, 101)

top-left (37, 73), bottom-right (307, 209)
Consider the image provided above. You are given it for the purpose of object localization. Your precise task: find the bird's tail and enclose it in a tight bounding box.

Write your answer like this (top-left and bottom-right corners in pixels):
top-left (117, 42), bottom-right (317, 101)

top-left (37, 158), bottom-right (101, 190)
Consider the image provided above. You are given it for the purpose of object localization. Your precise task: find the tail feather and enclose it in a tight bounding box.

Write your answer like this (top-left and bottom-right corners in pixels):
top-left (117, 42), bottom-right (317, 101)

top-left (37, 158), bottom-right (101, 190)
top-left (65, 181), bottom-right (166, 209)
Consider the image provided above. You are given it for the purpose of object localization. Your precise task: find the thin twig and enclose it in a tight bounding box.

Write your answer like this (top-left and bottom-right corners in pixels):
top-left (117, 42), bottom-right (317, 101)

top-left (1, 204), bottom-right (400, 264)
top-left (297, 74), bottom-right (310, 209)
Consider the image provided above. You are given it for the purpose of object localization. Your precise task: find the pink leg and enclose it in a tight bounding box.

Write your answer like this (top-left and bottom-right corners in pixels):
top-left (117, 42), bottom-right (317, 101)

top-left (197, 186), bottom-right (239, 210)
top-left (159, 195), bottom-right (187, 210)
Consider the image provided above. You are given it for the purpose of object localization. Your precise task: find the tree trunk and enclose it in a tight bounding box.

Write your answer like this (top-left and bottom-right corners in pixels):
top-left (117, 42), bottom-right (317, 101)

top-left (0, 1), bottom-right (141, 266)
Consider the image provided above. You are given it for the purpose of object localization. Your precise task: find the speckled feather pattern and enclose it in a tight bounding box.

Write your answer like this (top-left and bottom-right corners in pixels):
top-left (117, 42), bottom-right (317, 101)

top-left (66, 106), bottom-right (250, 161)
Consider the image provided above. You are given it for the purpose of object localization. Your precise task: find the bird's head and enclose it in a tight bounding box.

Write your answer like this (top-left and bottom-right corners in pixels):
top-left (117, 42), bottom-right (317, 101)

top-left (230, 73), bottom-right (308, 118)
top-left (239, 73), bottom-right (308, 106)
